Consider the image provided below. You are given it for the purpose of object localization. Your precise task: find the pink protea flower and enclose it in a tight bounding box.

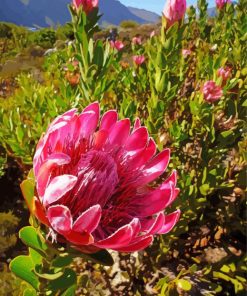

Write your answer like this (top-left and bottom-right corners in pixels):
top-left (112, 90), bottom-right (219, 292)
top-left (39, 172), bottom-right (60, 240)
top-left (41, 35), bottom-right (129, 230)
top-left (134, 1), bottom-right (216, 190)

top-left (133, 55), bottom-right (145, 66)
top-left (163, 0), bottom-right (186, 27)
top-left (132, 36), bottom-right (142, 45)
top-left (73, 0), bottom-right (98, 14)
top-left (203, 81), bottom-right (223, 103)
top-left (182, 49), bottom-right (192, 57)
top-left (110, 40), bottom-right (125, 51)
top-left (216, 0), bottom-right (231, 9)
top-left (150, 30), bottom-right (156, 38)
top-left (32, 102), bottom-right (180, 253)
top-left (217, 67), bottom-right (231, 81)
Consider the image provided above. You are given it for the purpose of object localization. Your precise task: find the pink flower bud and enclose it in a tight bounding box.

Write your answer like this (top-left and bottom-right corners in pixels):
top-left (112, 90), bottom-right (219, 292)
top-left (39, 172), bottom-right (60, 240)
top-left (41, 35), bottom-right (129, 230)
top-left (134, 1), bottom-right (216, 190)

top-left (132, 36), bottom-right (142, 45)
top-left (72, 0), bottom-right (98, 14)
top-left (150, 30), bottom-right (156, 38)
top-left (216, 0), bottom-right (231, 9)
top-left (217, 67), bottom-right (231, 81)
top-left (203, 81), bottom-right (223, 103)
top-left (110, 40), bottom-right (125, 51)
top-left (182, 49), bottom-right (192, 57)
top-left (31, 102), bottom-right (180, 253)
top-left (163, 0), bottom-right (186, 27)
top-left (133, 55), bottom-right (145, 66)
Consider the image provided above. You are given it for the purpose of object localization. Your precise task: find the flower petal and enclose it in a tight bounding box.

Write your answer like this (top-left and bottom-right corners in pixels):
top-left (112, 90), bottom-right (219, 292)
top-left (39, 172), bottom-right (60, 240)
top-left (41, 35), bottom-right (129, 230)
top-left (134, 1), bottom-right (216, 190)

top-left (133, 118), bottom-right (141, 131)
top-left (95, 223), bottom-right (133, 249)
top-left (115, 235), bottom-right (153, 252)
top-left (65, 231), bottom-right (94, 246)
top-left (108, 119), bottom-right (130, 146)
top-left (73, 204), bottom-right (102, 233)
top-left (100, 110), bottom-right (118, 131)
top-left (36, 153), bottom-right (71, 197)
top-left (43, 175), bottom-right (77, 206)
top-left (141, 149), bottom-right (170, 185)
top-left (157, 210), bottom-right (181, 234)
top-left (47, 205), bottom-right (72, 235)
top-left (125, 127), bottom-right (148, 153)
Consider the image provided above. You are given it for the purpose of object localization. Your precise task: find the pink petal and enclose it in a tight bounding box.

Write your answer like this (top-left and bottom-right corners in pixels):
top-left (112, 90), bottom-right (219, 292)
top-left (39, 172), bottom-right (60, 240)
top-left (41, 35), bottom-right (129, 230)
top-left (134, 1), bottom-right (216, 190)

top-left (135, 181), bottom-right (174, 217)
top-left (95, 223), bottom-right (133, 248)
top-left (100, 110), bottom-right (118, 131)
top-left (163, 170), bottom-right (177, 185)
top-left (145, 213), bottom-right (165, 234)
top-left (141, 149), bottom-right (170, 184)
top-left (115, 235), bottom-right (153, 252)
top-left (125, 127), bottom-right (148, 153)
top-left (73, 204), bottom-right (102, 233)
top-left (157, 210), bottom-right (181, 234)
top-left (78, 110), bottom-right (99, 138)
top-left (43, 175), bottom-right (77, 206)
top-left (133, 118), bottom-right (141, 131)
top-left (47, 205), bottom-right (72, 235)
top-left (65, 231), bottom-right (94, 246)
top-left (83, 102), bottom-right (100, 118)
top-left (36, 153), bottom-right (71, 197)
top-left (47, 109), bottom-right (77, 133)
top-left (129, 218), bottom-right (141, 238)
top-left (108, 119), bottom-right (130, 146)
top-left (128, 137), bottom-right (156, 169)
top-left (93, 130), bottom-right (109, 150)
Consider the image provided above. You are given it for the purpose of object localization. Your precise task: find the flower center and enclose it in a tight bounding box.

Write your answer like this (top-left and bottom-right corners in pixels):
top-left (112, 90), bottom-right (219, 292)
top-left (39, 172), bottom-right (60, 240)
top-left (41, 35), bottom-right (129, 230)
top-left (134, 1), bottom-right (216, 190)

top-left (64, 150), bottom-right (119, 217)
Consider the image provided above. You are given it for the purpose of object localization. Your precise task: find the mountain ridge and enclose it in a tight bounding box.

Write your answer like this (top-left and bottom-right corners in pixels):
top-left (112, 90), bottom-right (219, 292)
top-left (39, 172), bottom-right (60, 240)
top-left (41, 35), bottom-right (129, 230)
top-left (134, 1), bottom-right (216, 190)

top-left (0, 0), bottom-right (156, 27)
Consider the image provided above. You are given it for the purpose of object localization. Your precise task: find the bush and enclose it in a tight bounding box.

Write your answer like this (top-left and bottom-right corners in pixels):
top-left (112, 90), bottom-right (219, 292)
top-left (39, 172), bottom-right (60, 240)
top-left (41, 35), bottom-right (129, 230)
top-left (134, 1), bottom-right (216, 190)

top-left (120, 20), bottom-right (139, 29)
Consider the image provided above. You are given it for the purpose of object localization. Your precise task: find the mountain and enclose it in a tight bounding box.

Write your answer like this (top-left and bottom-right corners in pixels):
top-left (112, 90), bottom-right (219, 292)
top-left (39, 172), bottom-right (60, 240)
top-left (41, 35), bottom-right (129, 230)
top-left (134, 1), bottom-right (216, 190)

top-left (0, 0), bottom-right (155, 27)
top-left (128, 7), bottom-right (160, 23)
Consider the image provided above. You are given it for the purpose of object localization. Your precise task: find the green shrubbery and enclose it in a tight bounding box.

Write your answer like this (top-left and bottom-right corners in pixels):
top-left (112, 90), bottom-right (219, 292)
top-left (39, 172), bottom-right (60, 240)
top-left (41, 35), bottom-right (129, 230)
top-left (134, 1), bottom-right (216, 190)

top-left (0, 0), bottom-right (246, 295)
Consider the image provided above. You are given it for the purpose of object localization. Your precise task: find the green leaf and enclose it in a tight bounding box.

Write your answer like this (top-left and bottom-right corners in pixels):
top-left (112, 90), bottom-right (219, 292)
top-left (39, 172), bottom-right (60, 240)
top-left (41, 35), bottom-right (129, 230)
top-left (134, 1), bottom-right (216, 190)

top-left (199, 184), bottom-right (210, 196)
top-left (10, 256), bottom-right (39, 291)
top-left (82, 249), bottom-right (114, 266)
top-left (177, 279), bottom-right (192, 291)
top-left (61, 285), bottom-right (76, 296)
top-left (20, 179), bottom-right (35, 213)
top-left (48, 268), bottom-right (77, 292)
top-left (34, 267), bottom-right (64, 280)
top-left (23, 288), bottom-right (37, 296)
top-left (70, 248), bottom-right (114, 266)
top-left (19, 226), bottom-right (48, 256)
top-left (52, 254), bottom-right (73, 268)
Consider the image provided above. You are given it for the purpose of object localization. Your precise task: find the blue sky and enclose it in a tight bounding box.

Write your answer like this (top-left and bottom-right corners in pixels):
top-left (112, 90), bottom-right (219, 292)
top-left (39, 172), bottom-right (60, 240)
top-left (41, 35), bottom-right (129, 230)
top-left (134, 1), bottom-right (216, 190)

top-left (119, 0), bottom-right (215, 14)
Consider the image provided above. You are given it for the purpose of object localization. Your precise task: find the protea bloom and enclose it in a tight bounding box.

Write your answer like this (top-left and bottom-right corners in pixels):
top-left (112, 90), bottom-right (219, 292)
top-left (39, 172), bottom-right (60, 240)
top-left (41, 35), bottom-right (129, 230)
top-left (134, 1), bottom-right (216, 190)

top-left (110, 40), bottom-right (125, 51)
top-left (133, 55), bottom-right (145, 66)
top-left (216, 0), bottom-right (231, 9)
top-left (132, 36), bottom-right (142, 45)
top-left (73, 0), bottom-right (98, 14)
top-left (32, 103), bottom-right (180, 253)
top-left (217, 67), bottom-right (231, 82)
top-left (163, 0), bottom-right (186, 27)
top-left (203, 81), bottom-right (223, 103)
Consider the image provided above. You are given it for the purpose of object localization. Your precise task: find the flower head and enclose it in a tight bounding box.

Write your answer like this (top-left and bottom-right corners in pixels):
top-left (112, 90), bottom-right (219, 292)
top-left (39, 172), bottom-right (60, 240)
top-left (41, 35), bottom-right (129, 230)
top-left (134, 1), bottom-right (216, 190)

top-left (73, 0), bottom-right (98, 14)
top-left (203, 81), bottom-right (223, 103)
top-left (32, 103), bottom-right (180, 253)
top-left (163, 0), bottom-right (186, 27)
top-left (150, 30), bottom-right (156, 38)
top-left (133, 55), bottom-right (145, 66)
top-left (132, 36), bottom-right (142, 45)
top-left (182, 49), bottom-right (192, 57)
top-left (217, 67), bottom-right (231, 81)
top-left (110, 40), bottom-right (125, 51)
top-left (216, 0), bottom-right (231, 9)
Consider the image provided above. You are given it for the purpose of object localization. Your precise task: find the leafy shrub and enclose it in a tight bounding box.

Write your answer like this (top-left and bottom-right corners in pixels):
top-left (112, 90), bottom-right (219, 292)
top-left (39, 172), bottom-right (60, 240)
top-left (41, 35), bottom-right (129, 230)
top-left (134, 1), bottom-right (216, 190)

top-left (120, 20), bottom-right (139, 29)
